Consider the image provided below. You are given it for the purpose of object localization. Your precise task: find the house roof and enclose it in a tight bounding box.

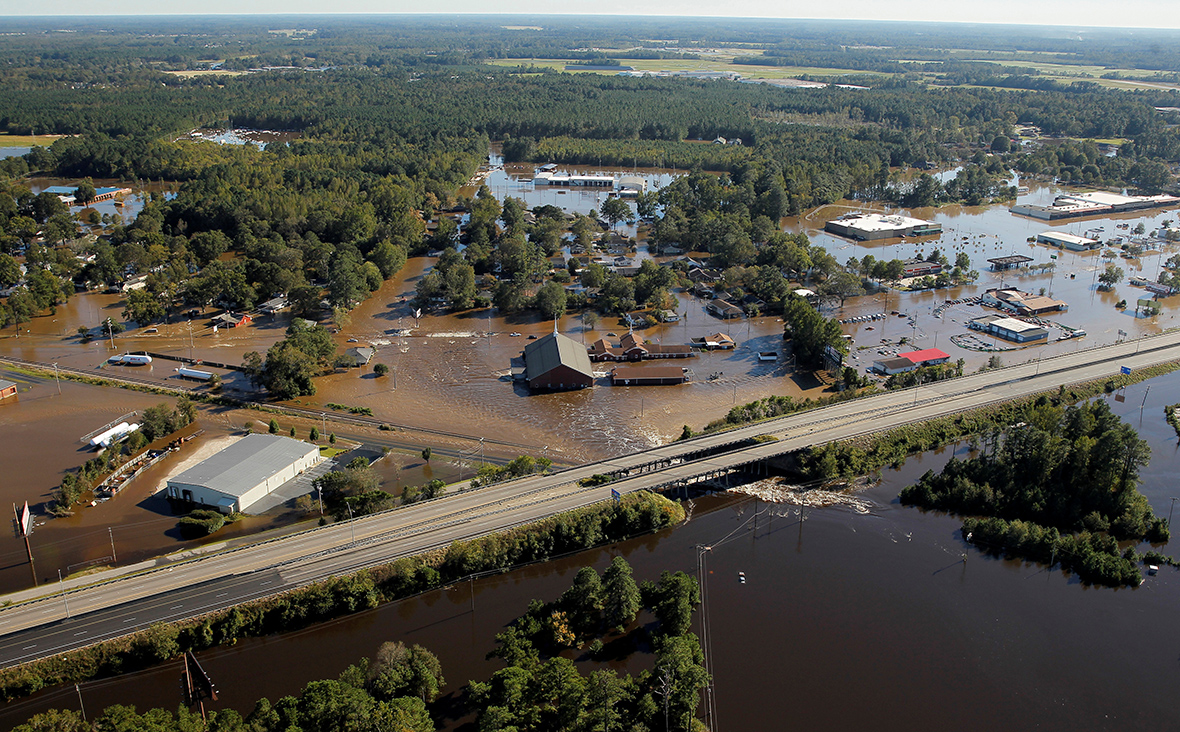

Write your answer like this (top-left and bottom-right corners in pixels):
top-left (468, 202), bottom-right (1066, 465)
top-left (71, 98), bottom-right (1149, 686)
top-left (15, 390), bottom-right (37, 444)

top-left (168, 434), bottom-right (318, 498)
top-left (900, 348), bottom-right (950, 364)
top-left (345, 347), bottom-right (375, 364)
top-left (523, 331), bottom-right (594, 381)
top-left (0, 379), bottom-right (16, 391)
top-left (612, 366), bottom-right (686, 380)
top-left (707, 333), bottom-right (735, 344)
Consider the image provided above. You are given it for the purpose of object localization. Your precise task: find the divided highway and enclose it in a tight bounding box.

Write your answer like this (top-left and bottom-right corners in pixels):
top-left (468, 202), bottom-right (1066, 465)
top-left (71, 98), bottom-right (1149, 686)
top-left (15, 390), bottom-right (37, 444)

top-left (1, 331), bottom-right (1178, 667)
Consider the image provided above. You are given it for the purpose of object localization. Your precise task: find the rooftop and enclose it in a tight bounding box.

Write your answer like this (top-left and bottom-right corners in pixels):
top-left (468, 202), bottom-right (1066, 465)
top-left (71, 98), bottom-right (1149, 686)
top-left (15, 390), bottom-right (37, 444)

top-left (523, 331), bottom-right (594, 380)
top-left (987, 255), bottom-right (1034, 266)
top-left (0, 379), bottom-right (16, 390)
top-left (983, 316), bottom-right (1042, 333)
top-left (828, 213), bottom-right (937, 232)
top-left (168, 434), bottom-right (318, 498)
top-left (1038, 231), bottom-right (1098, 246)
top-left (900, 348), bottom-right (951, 363)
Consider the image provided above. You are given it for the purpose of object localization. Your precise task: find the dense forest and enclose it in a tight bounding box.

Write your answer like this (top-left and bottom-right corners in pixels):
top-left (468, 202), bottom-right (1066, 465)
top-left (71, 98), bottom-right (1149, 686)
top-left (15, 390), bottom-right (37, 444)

top-left (900, 399), bottom-right (1167, 586)
top-left (2, 16), bottom-right (1180, 394)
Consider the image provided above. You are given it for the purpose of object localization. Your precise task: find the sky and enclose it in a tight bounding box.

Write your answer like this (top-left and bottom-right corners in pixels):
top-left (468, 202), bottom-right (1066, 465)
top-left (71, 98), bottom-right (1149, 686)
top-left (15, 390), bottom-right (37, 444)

top-left (0, 1), bottom-right (1178, 28)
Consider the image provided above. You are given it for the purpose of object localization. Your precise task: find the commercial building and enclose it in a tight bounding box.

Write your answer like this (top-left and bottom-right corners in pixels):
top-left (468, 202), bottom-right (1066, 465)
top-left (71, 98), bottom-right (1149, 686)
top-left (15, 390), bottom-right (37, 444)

top-left (532, 172), bottom-right (615, 188)
top-left (824, 213), bottom-right (942, 241)
top-left (44, 185), bottom-right (132, 205)
top-left (0, 379), bottom-right (17, 401)
top-left (970, 314), bottom-right (1049, 343)
top-left (708, 299), bottom-right (743, 319)
top-left (902, 259), bottom-right (943, 278)
top-left (587, 332), bottom-right (693, 362)
top-left (165, 434), bottom-right (321, 514)
top-left (871, 348), bottom-right (951, 374)
top-left (691, 333), bottom-right (736, 350)
top-left (987, 255), bottom-right (1033, 271)
top-left (1036, 231), bottom-right (1099, 251)
top-left (898, 348), bottom-right (952, 367)
top-left (610, 366), bottom-right (689, 386)
top-left (1011, 191), bottom-right (1180, 221)
top-left (981, 287), bottom-right (1067, 315)
top-left (522, 331), bottom-right (594, 391)
top-left (872, 356), bottom-right (917, 375)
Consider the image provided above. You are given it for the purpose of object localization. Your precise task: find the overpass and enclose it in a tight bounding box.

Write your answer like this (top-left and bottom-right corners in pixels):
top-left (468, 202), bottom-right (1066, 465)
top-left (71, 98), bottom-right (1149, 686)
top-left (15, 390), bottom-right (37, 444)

top-left (0, 331), bottom-right (1177, 667)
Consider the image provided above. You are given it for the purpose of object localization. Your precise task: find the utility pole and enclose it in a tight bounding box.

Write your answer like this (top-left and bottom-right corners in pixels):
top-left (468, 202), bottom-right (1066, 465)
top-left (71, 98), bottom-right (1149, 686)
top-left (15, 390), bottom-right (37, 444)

top-left (52, 362), bottom-right (61, 395)
top-left (57, 569), bottom-right (70, 619)
top-left (345, 501), bottom-right (356, 546)
top-left (107, 319), bottom-right (115, 350)
top-left (1141, 386), bottom-right (1150, 409)
top-left (75, 684), bottom-right (86, 722)
top-left (108, 527), bottom-right (117, 563)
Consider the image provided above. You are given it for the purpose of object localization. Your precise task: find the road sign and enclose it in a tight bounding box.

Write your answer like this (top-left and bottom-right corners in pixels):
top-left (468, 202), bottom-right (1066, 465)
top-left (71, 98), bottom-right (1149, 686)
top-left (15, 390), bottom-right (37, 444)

top-left (18, 502), bottom-right (30, 537)
top-left (1049, 254), bottom-right (1058, 259)
top-left (1121, 365), bottom-right (1132, 375)
top-left (611, 488), bottom-right (621, 502)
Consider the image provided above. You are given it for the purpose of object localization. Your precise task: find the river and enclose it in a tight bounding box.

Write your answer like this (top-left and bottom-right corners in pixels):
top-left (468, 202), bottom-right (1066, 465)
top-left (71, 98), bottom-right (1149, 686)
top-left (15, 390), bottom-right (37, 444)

top-left (4, 371), bottom-right (1180, 731)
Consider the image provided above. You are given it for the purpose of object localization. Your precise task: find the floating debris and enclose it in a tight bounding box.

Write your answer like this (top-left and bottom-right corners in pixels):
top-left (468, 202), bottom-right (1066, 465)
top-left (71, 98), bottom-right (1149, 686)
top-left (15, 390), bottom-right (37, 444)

top-left (732, 478), bottom-right (874, 514)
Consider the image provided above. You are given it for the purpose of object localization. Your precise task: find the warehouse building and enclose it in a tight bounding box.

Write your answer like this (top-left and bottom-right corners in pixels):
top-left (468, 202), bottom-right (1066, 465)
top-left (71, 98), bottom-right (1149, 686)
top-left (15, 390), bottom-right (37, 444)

top-left (1036, 231), bottom-right (1099, 251)
top-left (970, 314), bottom-right (1049, 343)
top-left (824, 213), bottom-right (942, 241)
top-left (522, 331), bottom-right (594, 391)
top-left (610, 366), bottom-right (689, 386)
top-left (165, 434), bottom-right (321, 514)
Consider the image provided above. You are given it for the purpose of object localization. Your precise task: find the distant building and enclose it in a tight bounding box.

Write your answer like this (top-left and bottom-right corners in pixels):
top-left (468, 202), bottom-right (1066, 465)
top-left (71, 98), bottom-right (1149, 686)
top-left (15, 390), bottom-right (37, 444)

top-left (343, 347), bottom-right (375, 366)
top-left (1012, 191), bottom-right (1180, 221)
top-left (533, 172), bottom-right (615, 188)
top-left (610, 366), bottom-right (689, 386)
top-left (897, 348), bottom-right (951, 367)
top-left (970, 314), bottom-right (1049, 343)
top-left (824, 213), bottom-right (942, 241)
top-left (902, 259), bottom-right (943, 278)
top-left (692, 333), bottom-right (736, 350)
top-left (213, 312), bottom-right (252, 328)
top-left (708, 299), bottom-right (743, 319)
top-left (588, 332), bottom-right (692, 362)
top-left (0, 379), bottom-right (17, 401)
top-left (987, 255), bottom-right (1033, 271)
top-left (522, 331), bottom-right (594, 391)
top-left (872, 356), bottom-right (917, 375)
top-left (260, 296), bottom-right (289, 314)
top-left (121, 274), bottom-right (149, 292)
top-left (982, 287), bottom-right (1067, 316)
top-left (1036, 231), bottom-right (1099, 251)
top-left (165, 434), bottom-right (321, 514)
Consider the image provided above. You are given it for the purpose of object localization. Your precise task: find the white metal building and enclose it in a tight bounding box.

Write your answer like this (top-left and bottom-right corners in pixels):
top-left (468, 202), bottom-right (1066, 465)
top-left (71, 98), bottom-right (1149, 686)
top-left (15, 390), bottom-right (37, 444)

top-left (166, 434), bottom-right (321, 514)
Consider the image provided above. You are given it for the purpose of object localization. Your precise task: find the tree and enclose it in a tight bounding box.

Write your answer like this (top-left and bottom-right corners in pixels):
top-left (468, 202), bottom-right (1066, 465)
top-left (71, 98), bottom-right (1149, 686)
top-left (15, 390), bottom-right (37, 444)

top-left (534, 280), bottom-right (568, 319)
top-left (1098, 264), bottom-right (1124, 290)
top-left (269, 418), bottom-right (280, 434)
top-left (373, 363), bottom-right (389, 377)
top-left (366, 642), bottom-right (446, 703)
top-left (421, 447), bottom-right (431, 463)
top-left (602, 555), bottom-right (641, 631)
top-left (310, 426), bottom-right (320, 441)
top-left (600, 197), bottom-right (633, 232)
top-left (73, 178), bottom-right (97, 207)
top-left (647, 570), bottom-right (700, 637)
top-left (122, 288), bottom-right (165, 325)
top-left (0, 253), bottom-right (20, 288)
top-left (561, 566), bottom-right (603, 636)
top-left (818, 271), bottom-right (865, 307)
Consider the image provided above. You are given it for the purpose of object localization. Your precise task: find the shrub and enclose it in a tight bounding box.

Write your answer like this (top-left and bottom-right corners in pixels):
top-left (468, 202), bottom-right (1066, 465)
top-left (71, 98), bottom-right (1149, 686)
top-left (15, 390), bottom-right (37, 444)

top-left (178, 509), bottom-right (226, 538)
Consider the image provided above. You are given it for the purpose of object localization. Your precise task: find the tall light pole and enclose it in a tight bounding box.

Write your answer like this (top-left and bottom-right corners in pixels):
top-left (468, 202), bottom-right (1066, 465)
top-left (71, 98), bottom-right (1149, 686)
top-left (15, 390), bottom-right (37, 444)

top-left (52, 362), bottom-right (61, 395)
top-left (108, 527), bottom-right (116, 563)
top-left (345, 501), bottom-right (356, 546)
top-left (58, 569), bottom-right (70, 619)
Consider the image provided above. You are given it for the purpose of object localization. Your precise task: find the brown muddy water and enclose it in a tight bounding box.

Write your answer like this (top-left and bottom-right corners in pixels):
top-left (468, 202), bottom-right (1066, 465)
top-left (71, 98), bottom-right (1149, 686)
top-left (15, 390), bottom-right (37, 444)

top-left (6, 372), bottom-right (1180, 732)
top-left (0, 369), bottom-right (462, 596)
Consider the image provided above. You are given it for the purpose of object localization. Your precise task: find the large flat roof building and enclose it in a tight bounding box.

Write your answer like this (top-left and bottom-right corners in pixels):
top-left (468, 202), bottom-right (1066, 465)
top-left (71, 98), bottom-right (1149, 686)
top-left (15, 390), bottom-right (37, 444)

top-left (970, 314), bottom-right (1049, 343)
top-left (824, 213), bottom-right (942, 241)
top-left (1036, 231), bottom-right (1099, 251)
top-left (1012, 192), bottom-right (1180, 221)
top-left (522, 331), bottom-right (594, 391)
top-left (166, 434), bottom-right (321, 514)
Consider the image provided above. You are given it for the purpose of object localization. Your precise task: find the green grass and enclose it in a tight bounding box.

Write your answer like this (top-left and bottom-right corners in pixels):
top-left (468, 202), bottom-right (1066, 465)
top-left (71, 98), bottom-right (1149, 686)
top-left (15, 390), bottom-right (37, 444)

top-left (319, 447), bottom-right (347, 458)
top-left (0, 134), bottom-right (66, 147)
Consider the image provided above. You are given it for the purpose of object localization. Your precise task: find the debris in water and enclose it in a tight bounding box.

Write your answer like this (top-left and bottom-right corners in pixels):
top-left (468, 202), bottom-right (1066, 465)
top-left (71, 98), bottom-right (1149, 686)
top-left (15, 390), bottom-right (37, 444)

top-left (732, 478), bottom-right (874, 514)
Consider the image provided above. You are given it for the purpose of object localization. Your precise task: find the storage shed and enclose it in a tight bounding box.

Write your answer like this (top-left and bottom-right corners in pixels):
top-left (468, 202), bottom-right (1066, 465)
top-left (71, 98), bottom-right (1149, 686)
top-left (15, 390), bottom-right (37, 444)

top-left (610, 366), bottom-right (688, 386)
top-left (165, 434), bottom-right (321, 514)
top-left (0, 379), bottom-right (17, 401)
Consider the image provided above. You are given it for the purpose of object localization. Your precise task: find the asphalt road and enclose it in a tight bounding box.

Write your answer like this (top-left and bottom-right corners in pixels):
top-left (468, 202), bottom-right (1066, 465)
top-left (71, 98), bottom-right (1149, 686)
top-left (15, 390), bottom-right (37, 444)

top-left (1, 331), bottom-right (1177, 667)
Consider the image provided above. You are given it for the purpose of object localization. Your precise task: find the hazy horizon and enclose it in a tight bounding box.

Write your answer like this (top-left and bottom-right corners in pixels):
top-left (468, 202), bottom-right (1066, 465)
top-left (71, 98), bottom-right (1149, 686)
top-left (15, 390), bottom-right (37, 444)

top-left (0, 6), bottom-right (1176, 31)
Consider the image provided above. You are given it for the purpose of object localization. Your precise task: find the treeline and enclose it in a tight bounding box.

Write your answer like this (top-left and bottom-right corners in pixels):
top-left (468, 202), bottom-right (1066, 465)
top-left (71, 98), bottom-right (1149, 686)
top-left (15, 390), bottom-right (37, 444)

top-left (0, 491), bottom-right (685, 702)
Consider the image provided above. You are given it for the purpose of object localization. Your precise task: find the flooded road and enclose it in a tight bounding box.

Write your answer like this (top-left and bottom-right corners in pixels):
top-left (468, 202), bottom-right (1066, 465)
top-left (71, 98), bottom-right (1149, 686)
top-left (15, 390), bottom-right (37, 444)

top-left (6, 370), bottom-right (1180, 731)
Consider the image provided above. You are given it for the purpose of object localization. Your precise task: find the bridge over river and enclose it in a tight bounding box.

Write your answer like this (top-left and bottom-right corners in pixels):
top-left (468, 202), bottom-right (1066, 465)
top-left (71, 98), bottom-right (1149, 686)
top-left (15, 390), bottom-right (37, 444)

top-left (1, 331), bottom-right (1177, 667)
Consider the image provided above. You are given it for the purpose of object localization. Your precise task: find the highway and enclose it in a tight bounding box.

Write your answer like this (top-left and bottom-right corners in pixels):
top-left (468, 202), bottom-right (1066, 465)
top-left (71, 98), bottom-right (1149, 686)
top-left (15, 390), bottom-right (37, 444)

top-left (0, 330), bottom-right (1177, 667)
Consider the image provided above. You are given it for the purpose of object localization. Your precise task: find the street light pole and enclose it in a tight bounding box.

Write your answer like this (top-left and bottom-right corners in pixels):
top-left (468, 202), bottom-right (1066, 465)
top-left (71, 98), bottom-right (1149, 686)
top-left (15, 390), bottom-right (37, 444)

top-left (345, 502), bottom-right (356, 545)
top-left (52, 362), bottom-right (61, 395)
top-left (108, 527), bottom-right (116, 563)
top-left (58, 569), bottom-right (70, 619)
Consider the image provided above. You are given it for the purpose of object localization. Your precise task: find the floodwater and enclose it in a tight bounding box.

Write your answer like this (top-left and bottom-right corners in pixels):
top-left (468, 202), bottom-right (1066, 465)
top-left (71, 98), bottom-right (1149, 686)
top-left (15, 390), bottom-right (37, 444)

top-left (0, 148), bottom-right (29, 160)
top-left (0, 368), bottom-right (463, 596)
top-left (6, 372), bottom-right (1180, 732)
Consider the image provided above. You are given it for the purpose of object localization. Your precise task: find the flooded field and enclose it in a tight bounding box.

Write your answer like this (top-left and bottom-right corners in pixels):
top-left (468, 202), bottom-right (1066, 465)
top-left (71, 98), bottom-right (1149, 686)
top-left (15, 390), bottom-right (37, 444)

top-left (0, 367), bottom-right (467, 596)
top-left (7, 371), bottom-right (1180, 732)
